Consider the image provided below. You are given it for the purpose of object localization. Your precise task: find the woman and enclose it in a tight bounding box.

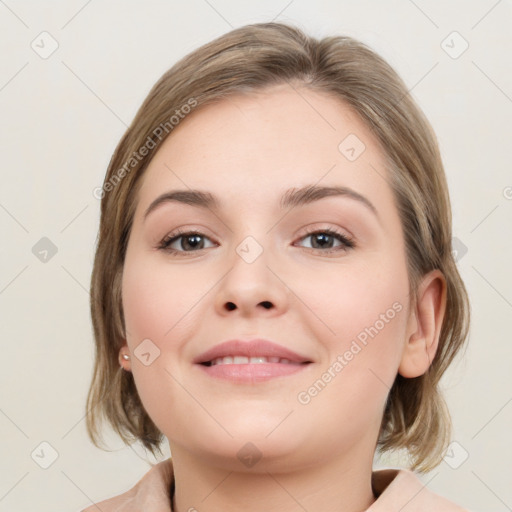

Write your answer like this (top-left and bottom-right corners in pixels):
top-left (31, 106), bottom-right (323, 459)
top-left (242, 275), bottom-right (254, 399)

top-left (83, 22), bottom-right (470, 511)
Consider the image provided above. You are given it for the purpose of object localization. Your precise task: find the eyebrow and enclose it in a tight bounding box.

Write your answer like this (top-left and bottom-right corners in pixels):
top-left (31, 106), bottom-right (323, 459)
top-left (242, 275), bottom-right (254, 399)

top-left (143, 184), bottom-right (379, 221)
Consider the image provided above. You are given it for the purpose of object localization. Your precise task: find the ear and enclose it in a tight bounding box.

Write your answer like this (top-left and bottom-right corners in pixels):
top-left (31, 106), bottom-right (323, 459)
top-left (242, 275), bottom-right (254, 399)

top-left (398, 269), bottom-right (447, 378)
top-left (118, 343), bottom-right (132, 372)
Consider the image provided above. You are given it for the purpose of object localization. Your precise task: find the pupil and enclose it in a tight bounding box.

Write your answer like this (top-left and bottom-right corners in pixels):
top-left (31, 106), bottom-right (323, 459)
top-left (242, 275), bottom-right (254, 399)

top-left (184, 235), bottom-right (203, 250)
top-left (313, 233), bottom-right (332, 249)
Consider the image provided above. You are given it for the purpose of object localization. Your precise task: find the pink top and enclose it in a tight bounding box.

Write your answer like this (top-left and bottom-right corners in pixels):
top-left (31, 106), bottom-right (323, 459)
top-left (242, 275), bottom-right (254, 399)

top-left (81, 458), bottom-right (468, 511)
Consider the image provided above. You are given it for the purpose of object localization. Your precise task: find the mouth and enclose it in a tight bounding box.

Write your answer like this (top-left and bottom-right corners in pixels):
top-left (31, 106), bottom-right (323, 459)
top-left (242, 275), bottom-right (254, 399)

top-left (194, 338), bottom-right (312, 382)
top-left (202, 356), bottom-right (307, 366)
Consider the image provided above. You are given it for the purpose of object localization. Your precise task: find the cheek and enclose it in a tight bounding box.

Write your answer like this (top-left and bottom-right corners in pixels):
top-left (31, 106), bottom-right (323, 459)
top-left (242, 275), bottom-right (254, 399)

top-left (121, 256), bottom-right (195, 436)
top-left (296, 254), bottom-right (409, 347)
top-left (122, 255), bottom-right (204, 344)
top-left (295, 298), bottom-right (407, 441)
top-left (294, 250), bottom-right (410, 411)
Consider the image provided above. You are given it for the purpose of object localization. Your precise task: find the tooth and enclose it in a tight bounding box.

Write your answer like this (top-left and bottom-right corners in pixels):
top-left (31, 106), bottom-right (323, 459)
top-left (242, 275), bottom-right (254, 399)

top-left (250, 357), bottom-right (267, 364)
top-left (208, 355), bottom-right (299, 366)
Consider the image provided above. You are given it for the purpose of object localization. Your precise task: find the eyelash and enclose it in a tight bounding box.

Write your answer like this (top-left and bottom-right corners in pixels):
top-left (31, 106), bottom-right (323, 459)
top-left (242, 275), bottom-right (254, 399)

top-left (157, 227), bottom-right (355, 257)
top-left (300, 227), bottom-right (355, 253)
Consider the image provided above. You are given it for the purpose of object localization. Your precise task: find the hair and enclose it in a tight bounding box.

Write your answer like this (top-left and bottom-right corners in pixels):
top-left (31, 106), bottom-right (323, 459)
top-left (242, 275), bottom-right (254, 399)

top-left (86, 21), bottom-right (470, 472)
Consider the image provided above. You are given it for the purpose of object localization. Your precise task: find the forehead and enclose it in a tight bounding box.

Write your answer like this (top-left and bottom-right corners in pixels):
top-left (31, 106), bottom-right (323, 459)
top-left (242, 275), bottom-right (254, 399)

top-left (136, 84), bottom-right (393, 214)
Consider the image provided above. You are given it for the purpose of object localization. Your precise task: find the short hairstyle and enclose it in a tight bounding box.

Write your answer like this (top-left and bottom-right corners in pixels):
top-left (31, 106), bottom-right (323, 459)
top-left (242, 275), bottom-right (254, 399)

top-left (86, 22), bottom-right (470, 472)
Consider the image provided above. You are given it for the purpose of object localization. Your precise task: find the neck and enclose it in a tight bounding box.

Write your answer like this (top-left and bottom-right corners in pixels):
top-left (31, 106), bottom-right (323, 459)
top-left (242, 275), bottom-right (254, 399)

top-left (169, 444), bottom-right (376, 512)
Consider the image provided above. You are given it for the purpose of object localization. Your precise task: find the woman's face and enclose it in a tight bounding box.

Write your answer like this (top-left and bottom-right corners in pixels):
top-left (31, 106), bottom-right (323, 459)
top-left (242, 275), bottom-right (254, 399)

top-left (121, 84), bottom-right (415, 470)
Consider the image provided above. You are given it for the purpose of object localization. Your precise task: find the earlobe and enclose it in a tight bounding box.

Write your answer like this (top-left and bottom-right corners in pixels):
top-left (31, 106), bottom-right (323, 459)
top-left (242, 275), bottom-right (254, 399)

top-left (118, 344), bottom-right (132, 372)
top-left (398, 270), bottom-right (447, 378)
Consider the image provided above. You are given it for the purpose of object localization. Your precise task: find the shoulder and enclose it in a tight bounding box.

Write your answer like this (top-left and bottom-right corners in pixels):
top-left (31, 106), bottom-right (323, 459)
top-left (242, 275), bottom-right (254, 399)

top-left (370, 468), bottom-right (468, 511)
top-left (81, 458), bottom-right (174, 512)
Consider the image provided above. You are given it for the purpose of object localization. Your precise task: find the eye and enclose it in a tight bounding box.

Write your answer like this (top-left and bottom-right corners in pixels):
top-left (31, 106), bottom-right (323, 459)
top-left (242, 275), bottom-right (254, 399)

top-left (157, 228), bottom-right (216, 255)
top-left (157, 226), bottom-right (355, 257)
top-left (295, 227), bottom-right (355, 254)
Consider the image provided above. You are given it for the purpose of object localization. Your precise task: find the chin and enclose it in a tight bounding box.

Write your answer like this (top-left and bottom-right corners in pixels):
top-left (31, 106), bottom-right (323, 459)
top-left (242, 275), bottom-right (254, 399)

top-left (175, 424), bottom-right (304, 469)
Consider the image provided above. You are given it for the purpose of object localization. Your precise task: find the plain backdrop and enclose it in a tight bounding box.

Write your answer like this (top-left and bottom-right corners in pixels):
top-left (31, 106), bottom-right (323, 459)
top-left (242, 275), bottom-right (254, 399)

top-left (0, 1), bottom-right (511, 511)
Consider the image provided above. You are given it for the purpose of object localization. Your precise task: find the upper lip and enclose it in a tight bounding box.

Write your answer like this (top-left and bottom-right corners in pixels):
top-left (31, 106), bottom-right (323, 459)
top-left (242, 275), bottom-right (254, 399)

top-left (193, 339), bottom-right (312, 364)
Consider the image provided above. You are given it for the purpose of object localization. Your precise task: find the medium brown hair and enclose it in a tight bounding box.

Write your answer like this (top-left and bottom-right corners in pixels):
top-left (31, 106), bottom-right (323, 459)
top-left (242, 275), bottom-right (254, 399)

top-left (86, 22), bottom-right (470, 472)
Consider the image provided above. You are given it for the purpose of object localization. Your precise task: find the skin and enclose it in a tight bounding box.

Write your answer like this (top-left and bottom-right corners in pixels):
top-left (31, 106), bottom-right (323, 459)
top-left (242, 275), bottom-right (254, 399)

top-left (119, 83), bottom-right (446, 512)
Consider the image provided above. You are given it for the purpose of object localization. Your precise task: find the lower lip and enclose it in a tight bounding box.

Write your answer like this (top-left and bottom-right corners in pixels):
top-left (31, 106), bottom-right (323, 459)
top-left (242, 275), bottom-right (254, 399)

top-left (196, 363), bottom-right (309, 382)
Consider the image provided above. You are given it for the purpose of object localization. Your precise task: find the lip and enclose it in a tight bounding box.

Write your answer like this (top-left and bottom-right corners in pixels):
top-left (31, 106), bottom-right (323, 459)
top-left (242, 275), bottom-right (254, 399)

top-left (193, 338), bottom-right (313, 382)
top-left (193, 339), bottom-right (311, 365)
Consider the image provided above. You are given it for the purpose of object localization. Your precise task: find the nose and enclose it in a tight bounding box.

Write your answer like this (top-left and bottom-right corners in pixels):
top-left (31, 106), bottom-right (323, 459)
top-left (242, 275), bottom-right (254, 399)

top-left (214, 239), bottom-right (289, 318)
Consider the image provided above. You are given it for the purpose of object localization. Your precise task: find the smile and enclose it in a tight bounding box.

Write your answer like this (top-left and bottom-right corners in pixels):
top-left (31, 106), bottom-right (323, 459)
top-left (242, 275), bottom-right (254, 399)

top-left (205, 356), bottom-right (303, 366)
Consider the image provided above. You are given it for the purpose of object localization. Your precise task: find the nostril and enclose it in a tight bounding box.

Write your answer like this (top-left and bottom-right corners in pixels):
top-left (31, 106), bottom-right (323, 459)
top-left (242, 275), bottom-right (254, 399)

top-left (224, 301), bottom-right (273, 310)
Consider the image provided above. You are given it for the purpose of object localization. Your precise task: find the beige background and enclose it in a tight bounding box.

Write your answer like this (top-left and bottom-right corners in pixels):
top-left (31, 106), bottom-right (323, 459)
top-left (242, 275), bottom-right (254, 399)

top-left (1, 1), bottom-right (511, 511)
